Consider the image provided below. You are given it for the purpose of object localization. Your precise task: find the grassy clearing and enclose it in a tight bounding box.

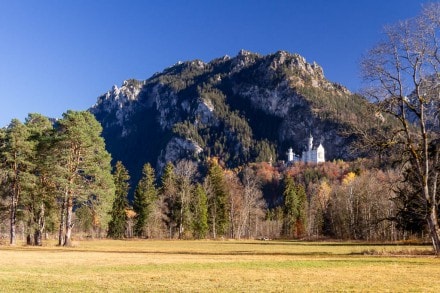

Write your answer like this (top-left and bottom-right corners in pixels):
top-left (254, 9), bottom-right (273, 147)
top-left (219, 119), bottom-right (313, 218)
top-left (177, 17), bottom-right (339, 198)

top-left (0, 239), bottom-right (439, 292)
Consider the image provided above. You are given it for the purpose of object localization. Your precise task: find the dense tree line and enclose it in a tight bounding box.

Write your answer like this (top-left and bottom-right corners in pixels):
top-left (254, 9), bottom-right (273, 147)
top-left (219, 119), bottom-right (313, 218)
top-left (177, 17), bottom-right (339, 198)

top-left (105, 158), bottom-right (427, 242)
top-left (107, 158), bottom-right (267, 240)
top-left (0, 112), bottom-right (433, 245)
top-left (0, 111), bottom-right (114, 246)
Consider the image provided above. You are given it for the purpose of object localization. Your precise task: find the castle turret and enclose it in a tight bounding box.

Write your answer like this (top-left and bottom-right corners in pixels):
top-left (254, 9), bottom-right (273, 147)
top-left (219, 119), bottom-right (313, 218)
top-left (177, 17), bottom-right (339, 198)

top-left (287, 148), bottom-right (294, 162)
top-left (316, 143), bottom-right (325, 163)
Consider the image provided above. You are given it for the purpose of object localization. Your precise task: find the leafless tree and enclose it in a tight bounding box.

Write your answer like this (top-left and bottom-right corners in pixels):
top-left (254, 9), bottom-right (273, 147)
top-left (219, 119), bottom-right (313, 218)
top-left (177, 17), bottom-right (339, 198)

top-left (361, 3), bottom-right (440, 253)
top-left (326, 170), bottom-right (399, 241)
top-left (240, 167), bottom-right (266, 239)
top-left (174, 160), bottom-right (197, 239)
top-left (226, 167), bottom-right (266, 239)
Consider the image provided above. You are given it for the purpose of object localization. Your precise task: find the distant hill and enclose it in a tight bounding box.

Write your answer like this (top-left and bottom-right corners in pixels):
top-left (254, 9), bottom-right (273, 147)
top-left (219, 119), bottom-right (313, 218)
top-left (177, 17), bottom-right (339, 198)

top-left (90, 50), bottom-right (380, 187)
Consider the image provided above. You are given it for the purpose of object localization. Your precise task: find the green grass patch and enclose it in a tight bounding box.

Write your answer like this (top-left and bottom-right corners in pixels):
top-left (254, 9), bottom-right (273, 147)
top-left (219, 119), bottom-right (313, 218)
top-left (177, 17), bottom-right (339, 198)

top-left (0, 239), bottom-right (439, 292)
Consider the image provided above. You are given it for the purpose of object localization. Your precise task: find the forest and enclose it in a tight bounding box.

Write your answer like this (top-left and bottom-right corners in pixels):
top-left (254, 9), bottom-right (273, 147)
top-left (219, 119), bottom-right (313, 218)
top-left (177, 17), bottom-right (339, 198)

top-left (0, 111), bottom-right (425, 246)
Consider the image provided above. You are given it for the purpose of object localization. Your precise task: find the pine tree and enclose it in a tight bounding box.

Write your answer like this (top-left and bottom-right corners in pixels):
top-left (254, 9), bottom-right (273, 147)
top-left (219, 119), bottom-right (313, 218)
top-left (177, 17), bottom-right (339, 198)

top-left (192, 183), bottom-right (208, 239)
top-left (1, 119), bottom-right (34, 245)
top-left (295, 183), bottom-right (307, 237)
top-left (207, 160), bottom-right (229, 238)
top-left (24, 113), bottom-right (55, 245)
top-left (133, 163), bottom-right (157, 237)
top-left (108, 161), bottom-right (130, 239)
top-left (282, 176), bottom-right (307, 238)
top-left (53, 111), bottom-right (114, 246)
top-left (160, 162), bottom-right (178, 238)
top-left (282, 175), bottom-right (298, 238)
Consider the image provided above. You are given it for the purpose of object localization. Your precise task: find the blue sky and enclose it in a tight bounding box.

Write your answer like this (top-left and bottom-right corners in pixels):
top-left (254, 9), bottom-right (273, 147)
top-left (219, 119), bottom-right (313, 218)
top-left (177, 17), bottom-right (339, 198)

top-left (0, 0), bottom-right (430, 127)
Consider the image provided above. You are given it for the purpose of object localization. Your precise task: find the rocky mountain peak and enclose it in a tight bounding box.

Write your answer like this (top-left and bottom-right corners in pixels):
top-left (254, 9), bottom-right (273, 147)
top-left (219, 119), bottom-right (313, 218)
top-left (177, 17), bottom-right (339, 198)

top-left (90, 50), bottom-right (374, 186)
top-left (93, 79), bottom-right (143, 108)
top-left (231, 49), bottom-right (261, 73)
top-left (90, 79), bottom-right (145, 134)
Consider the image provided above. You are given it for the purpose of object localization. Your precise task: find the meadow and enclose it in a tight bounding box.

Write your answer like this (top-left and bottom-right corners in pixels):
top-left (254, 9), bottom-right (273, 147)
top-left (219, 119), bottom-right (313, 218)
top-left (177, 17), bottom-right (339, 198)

top-left (0, 239), bottom-right (439, 292)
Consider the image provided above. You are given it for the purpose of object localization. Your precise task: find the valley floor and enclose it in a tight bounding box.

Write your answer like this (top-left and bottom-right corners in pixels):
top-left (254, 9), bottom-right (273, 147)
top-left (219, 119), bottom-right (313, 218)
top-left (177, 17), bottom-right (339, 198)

top-left (0, 239), bottom-right (439, 292)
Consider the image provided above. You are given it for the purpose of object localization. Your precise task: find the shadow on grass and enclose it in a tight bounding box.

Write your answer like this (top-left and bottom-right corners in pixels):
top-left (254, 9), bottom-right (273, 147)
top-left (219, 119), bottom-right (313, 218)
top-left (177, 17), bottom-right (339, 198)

top-left (3, 247), bottom-right (435, 258)
top-left (1, 239), bottom-right (434, 258)
top-left (224, 239), bottom-right (432, 246)
top-left (1, 247), bottom-right (332, 256)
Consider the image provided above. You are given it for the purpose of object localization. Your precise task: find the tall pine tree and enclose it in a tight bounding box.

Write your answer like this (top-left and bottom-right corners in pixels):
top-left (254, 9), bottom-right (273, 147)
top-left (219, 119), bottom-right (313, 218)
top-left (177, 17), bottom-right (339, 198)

top-left (133, 163), bottom-right (157, 238)
top-left (283, 176), bottom-right (297, 237)
top-left (295, 183), bottom-right (307, 237)
top-left (160, 162), bottom-right (178, 238)
top-left (53, 111), bottom-right (114, 246)
top-left (207, 160), bottom-right (229, 238)
top-left (108, 161), bottom-right (130, 239)
top-left (282, 176), bottom-right (306, 238)
top-left (192, 183), bottom-right (208, 239)
top-left (24, 113), bottom-right (55, 246)
top-left (1, 119), bottom-right (34, 245)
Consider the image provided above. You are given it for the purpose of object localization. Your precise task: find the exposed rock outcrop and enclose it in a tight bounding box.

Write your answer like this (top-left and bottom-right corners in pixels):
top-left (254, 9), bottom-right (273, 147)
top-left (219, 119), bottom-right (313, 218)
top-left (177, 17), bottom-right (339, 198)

top-left (90, 50), bottom-right (375, 187)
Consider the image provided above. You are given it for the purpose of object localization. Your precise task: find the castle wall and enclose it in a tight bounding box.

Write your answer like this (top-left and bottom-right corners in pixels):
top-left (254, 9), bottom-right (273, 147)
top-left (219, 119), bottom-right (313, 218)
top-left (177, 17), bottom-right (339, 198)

top-left (288, 137), bottom-right (325, 164)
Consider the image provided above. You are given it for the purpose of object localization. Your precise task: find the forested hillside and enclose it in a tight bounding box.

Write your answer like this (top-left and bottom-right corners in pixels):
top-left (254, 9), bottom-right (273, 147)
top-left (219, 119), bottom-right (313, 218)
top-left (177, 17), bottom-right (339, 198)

top-left (0, 49), bottom-right (434, 247)
top-left (90, 50), bottom-right (387, 189)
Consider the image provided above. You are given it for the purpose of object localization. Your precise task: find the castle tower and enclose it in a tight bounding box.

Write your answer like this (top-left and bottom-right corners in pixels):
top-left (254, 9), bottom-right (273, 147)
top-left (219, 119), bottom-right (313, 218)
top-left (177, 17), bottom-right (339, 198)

top-left (316, 143), bottom-right (325, 163)
top-left (308, 134), bottom-right (313, 151)
top-left (287, 148), bottom-right (294, 162)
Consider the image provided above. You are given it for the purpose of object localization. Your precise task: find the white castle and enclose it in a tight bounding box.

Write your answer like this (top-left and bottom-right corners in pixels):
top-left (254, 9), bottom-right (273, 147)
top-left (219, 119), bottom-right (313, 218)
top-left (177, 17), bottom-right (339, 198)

top-left (287, 135), bottom-right (325, 164)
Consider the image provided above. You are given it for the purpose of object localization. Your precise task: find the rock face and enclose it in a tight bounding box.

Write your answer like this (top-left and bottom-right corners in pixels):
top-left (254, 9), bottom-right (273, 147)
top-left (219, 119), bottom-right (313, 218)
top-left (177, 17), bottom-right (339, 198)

top-left (90, 50), bottom-right (375, 185)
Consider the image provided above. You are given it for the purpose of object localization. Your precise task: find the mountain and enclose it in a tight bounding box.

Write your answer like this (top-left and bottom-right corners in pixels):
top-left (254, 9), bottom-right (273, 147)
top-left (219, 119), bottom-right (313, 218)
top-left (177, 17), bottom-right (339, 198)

top-left (90, 50), bottom-right (377, 186)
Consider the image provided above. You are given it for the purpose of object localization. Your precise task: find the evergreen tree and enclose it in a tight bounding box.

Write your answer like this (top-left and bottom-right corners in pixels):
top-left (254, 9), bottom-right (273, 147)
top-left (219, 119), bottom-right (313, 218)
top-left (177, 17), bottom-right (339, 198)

top-left (160, 162), bottom-right (178, 238)
top-left (282, 176), bottom-right (307, 238)
top-left (192, 183), bottom-right (208, 239)
top-left (295, 183), bottom-right (307, 237)
top-left (24, 113), bottom-right (55, 245)
top-left (0, 127), bottom-right (6, 206)
top-left (207, 160), bottom-right (229, 238)
top-left (133, 163), bottom-right (157, 237)
top-left (108, 161), bottom-right (130, 239)
top-left (0, 119), bottom-right (34, 245)
top-left (53, 111), bottom-right (114, 246)
top-left (282, 176), bottom-right (298, 238)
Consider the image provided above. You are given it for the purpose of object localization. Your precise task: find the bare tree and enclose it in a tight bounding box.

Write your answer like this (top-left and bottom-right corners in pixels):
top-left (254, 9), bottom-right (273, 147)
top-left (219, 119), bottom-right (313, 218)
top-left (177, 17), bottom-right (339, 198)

top-left (174, 160), bottom-right (197, 239)
top-left (224, 166), bottom-right (265, 239)
top-left (225, 170), bottom-right (244, 239)
top-left (240, 166), bottom-right (266, 239)
top-left (361, 3), bottom-right (440, 253)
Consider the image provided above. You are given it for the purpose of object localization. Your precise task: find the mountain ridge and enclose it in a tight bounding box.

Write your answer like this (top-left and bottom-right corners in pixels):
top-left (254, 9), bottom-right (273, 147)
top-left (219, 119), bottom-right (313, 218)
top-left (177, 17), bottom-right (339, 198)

top-left (90, 49), bottom-right (378, 186)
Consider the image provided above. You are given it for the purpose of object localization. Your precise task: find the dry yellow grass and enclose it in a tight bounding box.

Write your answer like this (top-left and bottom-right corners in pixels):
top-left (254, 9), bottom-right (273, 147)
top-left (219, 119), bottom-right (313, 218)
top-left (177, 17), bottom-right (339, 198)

top-left (0, 239), bottom-right (439, 292)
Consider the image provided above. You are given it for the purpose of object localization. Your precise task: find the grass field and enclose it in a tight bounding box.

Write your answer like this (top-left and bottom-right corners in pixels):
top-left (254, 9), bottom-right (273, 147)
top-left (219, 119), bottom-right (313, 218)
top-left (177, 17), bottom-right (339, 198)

top-left (0, 239), bottom-right (439, 292)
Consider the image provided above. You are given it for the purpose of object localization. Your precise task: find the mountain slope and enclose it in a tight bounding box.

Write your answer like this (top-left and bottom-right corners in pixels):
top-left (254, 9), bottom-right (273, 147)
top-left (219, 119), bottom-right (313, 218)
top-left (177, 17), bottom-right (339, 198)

top-left (90, 50), bottom-right (377, 185)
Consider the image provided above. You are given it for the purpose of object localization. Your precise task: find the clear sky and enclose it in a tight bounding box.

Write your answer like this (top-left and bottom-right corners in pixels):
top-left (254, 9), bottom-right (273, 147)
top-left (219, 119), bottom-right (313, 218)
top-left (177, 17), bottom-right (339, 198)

top-left (0, 0), bottom-right (431, 127)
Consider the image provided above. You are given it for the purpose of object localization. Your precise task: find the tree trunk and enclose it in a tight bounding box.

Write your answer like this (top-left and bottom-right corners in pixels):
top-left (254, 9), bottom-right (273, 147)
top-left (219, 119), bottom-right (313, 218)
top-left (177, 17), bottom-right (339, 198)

top-left (34, 230), bottom-right (42, 246)
top-left (26, 217), bottom-right (34, 245)
top-left (58, 195), bottom-right (66, 246)
top-left (427, 205), bottom-right (440, 255)
top-left (26, 234), bottom-right (34, 245)
top-left (64, 196), bottom-right (74, 246)
top-left (212, 213), bottom-right (217, 239)
top-left (34, 203), bottom-right (45, 246)
top-left (10, 194), bottom-right (17, 245)
top-left (179, 205), bottom-right (183, 239)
